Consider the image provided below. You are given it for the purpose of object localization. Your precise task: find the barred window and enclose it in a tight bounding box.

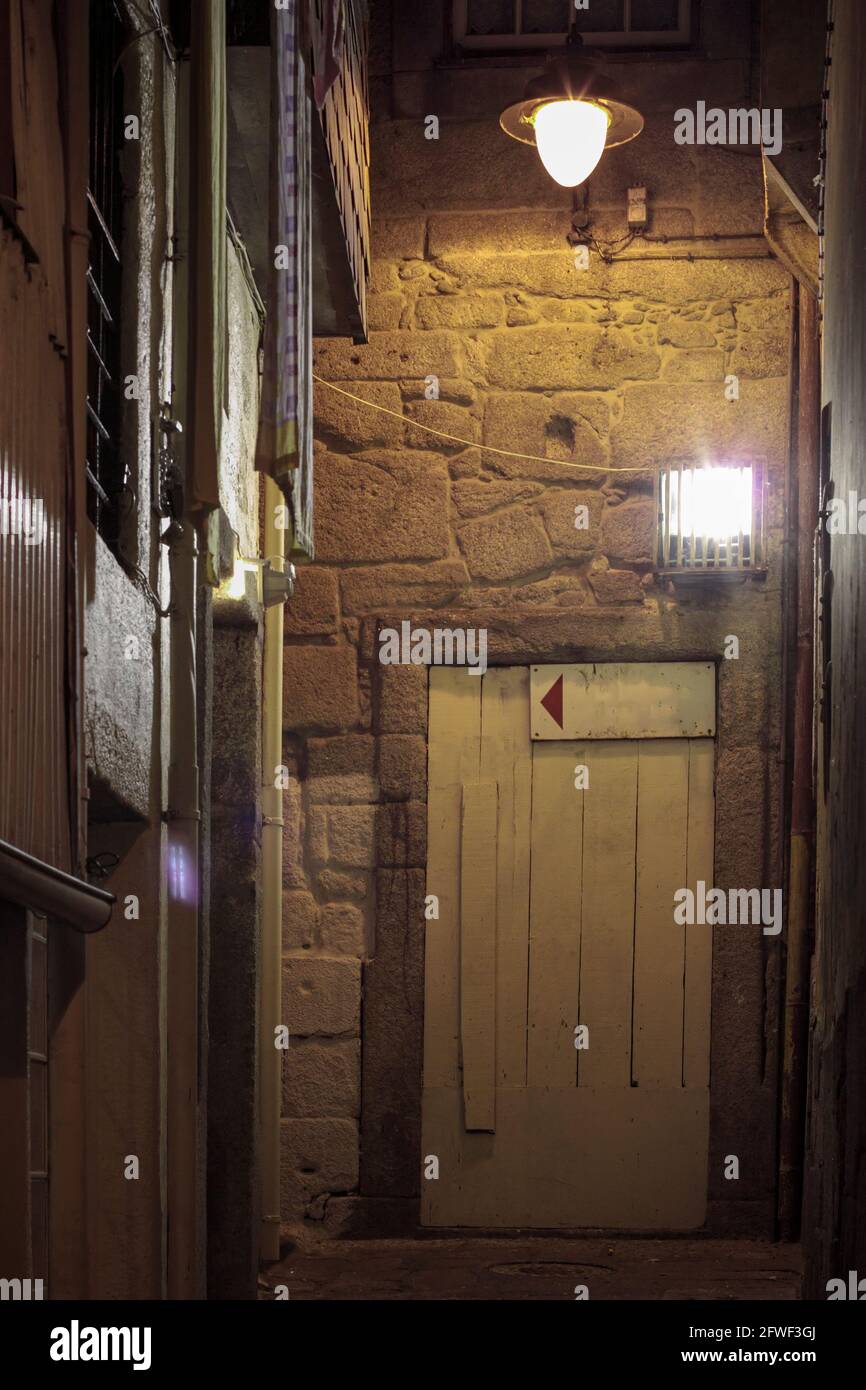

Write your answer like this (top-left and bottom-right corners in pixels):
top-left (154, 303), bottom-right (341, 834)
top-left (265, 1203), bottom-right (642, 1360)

top-left (453, 0), bottom-right (691, 49)
top-left (86, 0), bottom-right (127, 544)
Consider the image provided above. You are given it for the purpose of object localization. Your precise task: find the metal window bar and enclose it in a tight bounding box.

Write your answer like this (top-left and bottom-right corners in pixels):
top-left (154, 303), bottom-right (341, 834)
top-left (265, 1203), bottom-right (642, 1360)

top-left (456, 0), bottom-right (689, 46)
top-left (657, 463), bottom-right (766, 573)
top-left (86, 0), bottom-right (126, 544)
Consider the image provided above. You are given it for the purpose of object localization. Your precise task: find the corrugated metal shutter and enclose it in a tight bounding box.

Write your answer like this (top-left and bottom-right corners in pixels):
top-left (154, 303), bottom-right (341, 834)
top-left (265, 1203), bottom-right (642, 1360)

top-left (0, 0), bottom-right (76, 874)
top-left (0, 231), bottom-right (73, 873)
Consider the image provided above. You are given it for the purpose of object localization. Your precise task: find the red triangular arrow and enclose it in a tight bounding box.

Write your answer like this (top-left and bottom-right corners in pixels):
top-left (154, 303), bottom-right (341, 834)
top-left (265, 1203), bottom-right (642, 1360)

top-left (540, 673), bottom-right (564, 729)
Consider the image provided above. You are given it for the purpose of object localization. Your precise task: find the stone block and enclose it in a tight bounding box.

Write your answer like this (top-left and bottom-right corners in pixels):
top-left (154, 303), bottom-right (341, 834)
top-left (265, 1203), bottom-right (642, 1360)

top-left (371, 216), bottom-right (426, 260)
top-left (414, 292), bottom-right (502, 330)
top-left (718, 666), bottom-right (771, 748)
top-left (283, 567), bottom-right (339, 636)
top-left (341, 560), bottom-right (470, 615)
top-left (735, 297), bottom-right (790, 334)
top-left (452, 477), bottom-right (544, 519)
top-left (378, 735), bottom-right (427, 802)
top-left (714, 746), bottom-right (769, 887)
top-left (730, 333), bottom-right (789, 379)
top-left (457, 507), bottom-right (552, 582)
top-left (376, 802), bottom-right (427, 867)
top-left (315, 450), bottom-right (450, 563)
top-left (283, 644), bottom-right (359, 733)
top-left (307, 806), bottom-right (329, 864)
top-left (318, 804), bottom-right (378, 868)
top-left (307, 735), bottom-right (378, 804)
top-left (658, 318), bottom-right (717, 348)
top-left (661, 349), bottom-right (726, 382)
top-left (505, 291), bottom-right (539, 327)
top-left (280, 1118), bottom-right (359, 1216)
top-left (366, 294), bottom-right (407, 332)
top-left (319, 902), bottom-right (368, 955)
top-left (589, 567), bottom-right (645, 604)
top-left (314, 377), bottom-right (405, 451)
top-left (482, 391), bottom-right (610, 482)
top-left (368, 260), bottom-right (401, 294)
top-left (403, 398), bottom-right (480, 452)
top-left (317, 867), bottom-right (370, 902)
top-left (436, 248), bottom-right (785, 309)
top-left (313, 331), bottom-right (461, 381)
top-left (284, 1039), bottom-right (361, 1118)
top-left (283, 956), bottom-right (361, 1036)
top-left (610, 378), bottom-right (788, 471)
top-left (540, 298), bottom-right (594, 324)
top-left (428, 210), bottom-right (571, 258)
top-left (449, 449), bottom-right (483, 478)
top-left (281, 763), bottom-right (306, 890)
top-left (485, 325), bottom-right (660, 391)
top-left (282, 891), bottom-right (319, 951)
top-left (400, 376), bottom-right (477, 406)
top-left (377, 663), bottom-right (428, 734)
top-left (601, 256), bottom-right (786, 306)
top-left (600, 498), bottom-right (658, 565)
top-left (539, 489), bottom-right (602, 558)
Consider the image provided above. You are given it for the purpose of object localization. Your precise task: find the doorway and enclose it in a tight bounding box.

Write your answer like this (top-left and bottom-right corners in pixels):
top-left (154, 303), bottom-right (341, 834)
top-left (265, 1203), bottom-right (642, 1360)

top-left (421, 663), bottom-right (716, 1228)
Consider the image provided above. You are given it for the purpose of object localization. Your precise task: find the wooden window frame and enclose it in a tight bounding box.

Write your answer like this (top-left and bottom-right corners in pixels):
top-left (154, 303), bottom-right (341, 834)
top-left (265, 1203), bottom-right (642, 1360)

top-left (452, 0), bottom-right (691, 51)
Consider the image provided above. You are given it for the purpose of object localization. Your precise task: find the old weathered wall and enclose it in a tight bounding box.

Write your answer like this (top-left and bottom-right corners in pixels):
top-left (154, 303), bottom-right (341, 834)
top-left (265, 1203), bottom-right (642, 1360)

top-left (83, 20), bottom-right (176, 1298)
top-left (282, 0), bottom-right (791, 1238)
top-left (206, 233), bottom-right (265, 1299)
top-left (83, 21), bottom-right (264, 1296)
top-left (802, 0), bottom-right (866, 1298)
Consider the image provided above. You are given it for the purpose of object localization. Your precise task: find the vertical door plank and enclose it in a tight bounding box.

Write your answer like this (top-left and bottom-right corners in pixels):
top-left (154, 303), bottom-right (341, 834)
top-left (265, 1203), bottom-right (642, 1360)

top-left (578, 742), bottom-right (639, 1088)
top-left (480, 667), bottom-right (532, 1088)
top-left (683, 739), bottom-right (715, 1087)
top-left (527, 741), bottom-right (584, 1087)
top-left (632, 739), bottom-right (690, 1088)
top-left (423, 668), bottom-right (482, 1089)
top-left (461, 781), bottom-right (498, 1130)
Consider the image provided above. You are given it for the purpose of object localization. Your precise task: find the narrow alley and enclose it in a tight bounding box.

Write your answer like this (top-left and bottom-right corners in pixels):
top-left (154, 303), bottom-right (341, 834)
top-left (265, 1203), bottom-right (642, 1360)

top-left (1, 0), bottom-right (864, 1354)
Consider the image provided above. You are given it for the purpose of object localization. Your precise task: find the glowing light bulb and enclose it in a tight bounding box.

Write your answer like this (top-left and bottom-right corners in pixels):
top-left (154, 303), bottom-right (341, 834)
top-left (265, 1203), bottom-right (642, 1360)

top-left (532, 100), bottom-right (610, 187)
top-left (678, 467), bottom-right (753, 541)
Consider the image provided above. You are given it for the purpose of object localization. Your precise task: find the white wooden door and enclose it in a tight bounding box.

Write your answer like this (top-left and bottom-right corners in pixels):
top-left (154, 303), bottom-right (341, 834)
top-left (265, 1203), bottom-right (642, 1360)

top-left (421, 664), bottom-right (715, 1228)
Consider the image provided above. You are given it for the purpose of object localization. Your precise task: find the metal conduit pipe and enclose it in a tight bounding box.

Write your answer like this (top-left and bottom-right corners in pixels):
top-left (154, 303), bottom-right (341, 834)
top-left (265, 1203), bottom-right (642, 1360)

top-left (259, 475), bottom-right (286, 1263)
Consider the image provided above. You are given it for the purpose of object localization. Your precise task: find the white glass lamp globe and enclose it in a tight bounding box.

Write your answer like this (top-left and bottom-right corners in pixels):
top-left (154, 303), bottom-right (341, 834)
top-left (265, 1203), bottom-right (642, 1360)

top-left (532, 100), bottom-right (611, 188)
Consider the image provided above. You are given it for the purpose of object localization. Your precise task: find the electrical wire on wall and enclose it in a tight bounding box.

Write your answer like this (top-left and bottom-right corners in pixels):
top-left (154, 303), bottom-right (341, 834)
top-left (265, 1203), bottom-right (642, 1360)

top-left (312, 375), bottom-right (653, 474)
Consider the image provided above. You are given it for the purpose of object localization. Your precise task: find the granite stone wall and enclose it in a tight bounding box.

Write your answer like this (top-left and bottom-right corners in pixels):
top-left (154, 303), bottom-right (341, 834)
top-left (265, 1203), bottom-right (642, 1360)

top-left (280, 0), bottom-right (793, 1239)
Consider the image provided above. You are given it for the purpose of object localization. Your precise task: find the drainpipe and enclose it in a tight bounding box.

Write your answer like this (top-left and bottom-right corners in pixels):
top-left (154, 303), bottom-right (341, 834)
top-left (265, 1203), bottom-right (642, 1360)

top-left (778, 287), bottom-right (819, 1239)
top-left (165, 512), bottom-right (201, 1297)
top-left (164, 55), bottom-right (201, 1300)
top-left (259, 475), bottom-right (286, 1262)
